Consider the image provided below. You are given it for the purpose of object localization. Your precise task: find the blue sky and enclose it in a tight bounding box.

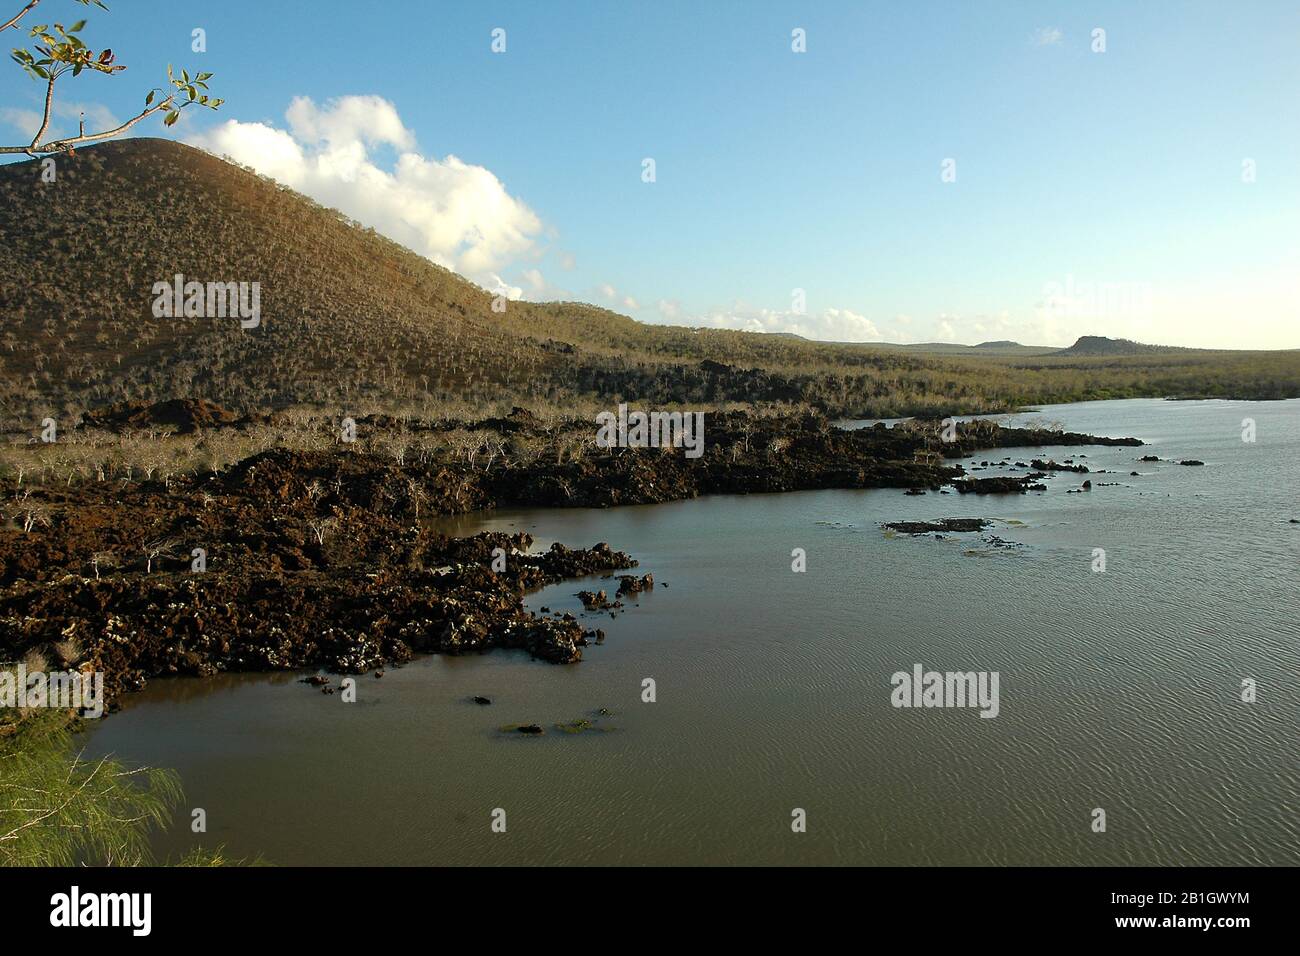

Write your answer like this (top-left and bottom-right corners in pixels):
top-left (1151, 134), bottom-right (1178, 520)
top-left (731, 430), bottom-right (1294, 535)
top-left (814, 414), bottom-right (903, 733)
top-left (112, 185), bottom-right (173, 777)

top-left (3, 0), bottom-right (1298, 347)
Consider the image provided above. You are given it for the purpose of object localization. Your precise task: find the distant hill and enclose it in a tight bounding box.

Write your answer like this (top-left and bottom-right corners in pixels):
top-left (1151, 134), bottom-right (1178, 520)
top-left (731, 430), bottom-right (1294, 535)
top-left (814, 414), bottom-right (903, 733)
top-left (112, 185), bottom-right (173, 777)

top-left (776, 335), bottom-right (1054, 356)
top-left (0, 139), bottom-right (1296, 430)
top-left (1055, 336), bottom-right (1188, 357)
top-left (876, 341), bottom-right (1057, 356)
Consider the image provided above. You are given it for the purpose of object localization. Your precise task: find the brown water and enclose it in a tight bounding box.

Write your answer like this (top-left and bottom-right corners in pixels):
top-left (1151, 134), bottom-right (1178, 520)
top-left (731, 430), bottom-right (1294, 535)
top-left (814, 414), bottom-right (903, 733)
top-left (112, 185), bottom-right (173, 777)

top-left (85, 399), bottom-right (1300, 865)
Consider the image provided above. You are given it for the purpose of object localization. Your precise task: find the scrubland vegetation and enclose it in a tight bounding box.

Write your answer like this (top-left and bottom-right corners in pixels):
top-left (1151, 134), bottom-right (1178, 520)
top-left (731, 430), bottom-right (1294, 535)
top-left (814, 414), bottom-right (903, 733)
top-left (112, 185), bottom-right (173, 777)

top-left (1, 139), bottom-right (1296, 438)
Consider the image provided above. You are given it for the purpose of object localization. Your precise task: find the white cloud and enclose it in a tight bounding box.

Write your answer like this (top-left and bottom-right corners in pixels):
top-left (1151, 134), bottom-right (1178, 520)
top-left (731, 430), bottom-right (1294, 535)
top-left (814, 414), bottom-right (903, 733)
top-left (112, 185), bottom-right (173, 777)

top-left (693, 305), bottom-right (883, 342)
top-left (488, 274), bottom-right (523, 300)
top-left (657, 299), bottom-right (683, 321)
top-left (510, 265), bottom-right (578, 302)
top-left (285, 95), bottom-right (413, 151)
top-left (1, 101), bottom-right (121, 144)
top-left (521, 268), bottom-right (547, 295)
top-left (595, 282), bottom-right (640, 311)
top-left (0, 107), bottom-right (42, 138)
top-left (187, 95), bottom-right (543, 285)
top-left (1032, 27), bottom-right (1064, 46)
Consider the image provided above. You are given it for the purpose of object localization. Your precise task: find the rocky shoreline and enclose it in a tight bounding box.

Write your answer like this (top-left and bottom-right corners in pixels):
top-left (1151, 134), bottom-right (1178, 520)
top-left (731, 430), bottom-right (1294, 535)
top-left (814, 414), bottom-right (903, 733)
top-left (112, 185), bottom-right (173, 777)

top-left (0, 401), bottom-right (1145, 713)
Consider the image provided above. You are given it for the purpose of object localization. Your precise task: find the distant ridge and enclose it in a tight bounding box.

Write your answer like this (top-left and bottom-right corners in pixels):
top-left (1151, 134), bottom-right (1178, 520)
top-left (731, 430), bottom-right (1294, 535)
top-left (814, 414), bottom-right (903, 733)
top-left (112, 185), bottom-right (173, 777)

top-left (1054, 335), bottom-right (1188, 357)
top-left (771, 334), bottom-right (1051, 355)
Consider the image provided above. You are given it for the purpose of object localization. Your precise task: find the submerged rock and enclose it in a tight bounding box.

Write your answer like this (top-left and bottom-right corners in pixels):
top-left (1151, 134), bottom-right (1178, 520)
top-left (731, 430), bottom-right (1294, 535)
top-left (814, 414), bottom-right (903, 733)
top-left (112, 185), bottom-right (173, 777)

top-left (616, 573), bottom-right (655, 596)
top-left (953, 475), bottom-right (1046, 494)
top-left (1032, 459), bottom-right (1089, 473)
top-left (577, 589), bottom-right (610, 609)
top-left (883, 518), bottom-right (990, 535)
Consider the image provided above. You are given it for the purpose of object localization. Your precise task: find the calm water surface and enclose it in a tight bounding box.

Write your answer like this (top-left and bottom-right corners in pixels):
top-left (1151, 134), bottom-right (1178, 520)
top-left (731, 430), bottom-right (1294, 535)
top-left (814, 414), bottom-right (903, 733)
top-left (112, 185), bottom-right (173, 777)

top-left (86, 399), bottom-right (1300, 865)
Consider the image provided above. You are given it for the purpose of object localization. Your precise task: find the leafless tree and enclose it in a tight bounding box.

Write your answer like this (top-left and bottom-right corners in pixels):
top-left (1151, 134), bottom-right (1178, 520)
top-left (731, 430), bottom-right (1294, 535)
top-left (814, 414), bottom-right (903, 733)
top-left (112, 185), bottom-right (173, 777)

top-left (90, 549), bottom-right (117, 579)
top-left (405, 478), bottom-right (427, 519)
top-left (141, 536), bottom-right (180, 573)
top-left (308, 516), bottom-right (337, 545)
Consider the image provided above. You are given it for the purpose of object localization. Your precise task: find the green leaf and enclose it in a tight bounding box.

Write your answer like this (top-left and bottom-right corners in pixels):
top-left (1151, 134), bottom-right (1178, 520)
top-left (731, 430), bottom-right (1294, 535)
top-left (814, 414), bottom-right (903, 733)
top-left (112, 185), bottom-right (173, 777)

top-left (70, 20), bottom-right (86, 32)
top-left (164, 111), bottom-right (179, 127)
top-left (145, 90), bottom-right (155, 105)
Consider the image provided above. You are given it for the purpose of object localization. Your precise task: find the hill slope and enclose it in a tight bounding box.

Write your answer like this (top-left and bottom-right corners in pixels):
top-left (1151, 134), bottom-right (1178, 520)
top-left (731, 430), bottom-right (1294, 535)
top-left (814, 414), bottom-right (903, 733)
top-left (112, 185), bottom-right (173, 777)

top-left (1056, 336), bottom-right (1189, 357)
top-left (1, 139), bottom-right (1297, 431)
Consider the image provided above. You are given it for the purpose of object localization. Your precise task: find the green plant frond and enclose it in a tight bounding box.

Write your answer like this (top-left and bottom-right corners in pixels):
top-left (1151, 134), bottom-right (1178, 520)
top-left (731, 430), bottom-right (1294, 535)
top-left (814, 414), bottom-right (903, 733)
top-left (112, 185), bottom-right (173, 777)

top-left (0, 675), bottom-right (180, 867)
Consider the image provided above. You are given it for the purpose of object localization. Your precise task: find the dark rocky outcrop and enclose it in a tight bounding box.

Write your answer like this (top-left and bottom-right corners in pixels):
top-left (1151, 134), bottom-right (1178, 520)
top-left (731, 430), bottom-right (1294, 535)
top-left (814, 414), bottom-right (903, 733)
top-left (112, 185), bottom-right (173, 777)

top-left (1032, 459), bottom-right (1089, 474)
top-left (80, 398), bottom-right (244, 434)
top-left (952, 475), bottom-right (1047, 494)
top-left (616, 573), bottom-right (654, 596)
top-left (0, 466), bottom-right (642, 708)
top-left (0, 408), bottom-right (1147, 712)
top-left (577, 589), bottom-right (621, 611)
top-left (884, 518), bottom-right (990, 534)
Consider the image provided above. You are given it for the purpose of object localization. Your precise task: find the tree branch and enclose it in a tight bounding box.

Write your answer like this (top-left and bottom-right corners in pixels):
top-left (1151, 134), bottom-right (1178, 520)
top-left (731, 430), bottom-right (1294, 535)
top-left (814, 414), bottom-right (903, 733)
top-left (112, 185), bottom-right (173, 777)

top-left (0, 100), bottom-right (170, 155)
top-left (28, 71), bottom-right (55, 151)
top-left (0, 0), bottom-right (41, 33)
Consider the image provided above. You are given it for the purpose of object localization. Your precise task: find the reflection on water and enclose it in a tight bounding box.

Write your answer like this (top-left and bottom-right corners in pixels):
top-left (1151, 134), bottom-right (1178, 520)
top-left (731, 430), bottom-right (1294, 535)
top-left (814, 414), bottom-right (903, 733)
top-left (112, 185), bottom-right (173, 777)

top-left (87, 399), bottom-right (1300, 865)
